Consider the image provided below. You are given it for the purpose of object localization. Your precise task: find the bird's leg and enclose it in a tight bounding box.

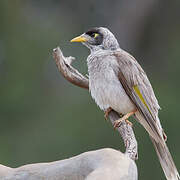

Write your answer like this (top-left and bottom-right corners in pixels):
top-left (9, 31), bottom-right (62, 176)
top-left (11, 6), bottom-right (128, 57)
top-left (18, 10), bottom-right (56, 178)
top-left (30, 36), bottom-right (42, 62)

top-left (104, 107), bottom-right (113, 120)
top-left (113, 110), bottom-right (137, 129)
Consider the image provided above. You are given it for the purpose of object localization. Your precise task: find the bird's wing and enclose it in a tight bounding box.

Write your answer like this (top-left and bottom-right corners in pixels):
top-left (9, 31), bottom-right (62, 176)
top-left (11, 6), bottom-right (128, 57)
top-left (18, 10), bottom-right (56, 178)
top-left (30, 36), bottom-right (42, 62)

top-left (111, 49), bottom-right (163, 141)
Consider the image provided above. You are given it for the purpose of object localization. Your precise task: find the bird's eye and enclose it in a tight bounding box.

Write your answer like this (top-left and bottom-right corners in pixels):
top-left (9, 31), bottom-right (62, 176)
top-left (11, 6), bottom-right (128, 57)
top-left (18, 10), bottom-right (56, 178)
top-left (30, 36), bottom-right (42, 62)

top-left (91, 33), bottom-right (99, 38)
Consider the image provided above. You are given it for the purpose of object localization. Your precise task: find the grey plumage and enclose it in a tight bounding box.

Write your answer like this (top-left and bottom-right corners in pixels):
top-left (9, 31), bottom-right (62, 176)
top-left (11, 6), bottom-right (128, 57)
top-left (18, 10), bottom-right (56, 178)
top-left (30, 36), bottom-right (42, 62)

top-left (71, 27), bottom-right (179, 180)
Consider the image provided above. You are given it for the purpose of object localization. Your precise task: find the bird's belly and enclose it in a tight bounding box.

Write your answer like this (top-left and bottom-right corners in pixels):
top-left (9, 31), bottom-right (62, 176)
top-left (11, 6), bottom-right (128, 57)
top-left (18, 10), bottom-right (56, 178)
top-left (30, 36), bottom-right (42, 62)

top-left (89, 73), bottom-right (136, 115)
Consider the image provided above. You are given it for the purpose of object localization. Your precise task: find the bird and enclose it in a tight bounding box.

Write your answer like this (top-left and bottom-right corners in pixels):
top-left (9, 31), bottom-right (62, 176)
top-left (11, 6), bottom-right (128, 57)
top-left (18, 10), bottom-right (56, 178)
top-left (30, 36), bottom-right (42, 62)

top-left (70, 27), bottom-right (179, 180)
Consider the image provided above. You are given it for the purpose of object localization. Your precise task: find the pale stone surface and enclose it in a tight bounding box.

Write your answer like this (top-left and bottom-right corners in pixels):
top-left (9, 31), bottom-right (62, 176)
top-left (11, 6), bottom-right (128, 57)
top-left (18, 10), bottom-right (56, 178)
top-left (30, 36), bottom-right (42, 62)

top-left (0, 148), bottom-right (137, 180)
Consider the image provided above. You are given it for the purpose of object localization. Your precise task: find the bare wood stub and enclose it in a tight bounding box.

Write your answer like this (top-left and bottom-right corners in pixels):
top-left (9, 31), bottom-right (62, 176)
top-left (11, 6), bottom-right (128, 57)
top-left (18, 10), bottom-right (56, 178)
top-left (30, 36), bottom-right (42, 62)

top-left (53, 48), bottom-right (89, 89)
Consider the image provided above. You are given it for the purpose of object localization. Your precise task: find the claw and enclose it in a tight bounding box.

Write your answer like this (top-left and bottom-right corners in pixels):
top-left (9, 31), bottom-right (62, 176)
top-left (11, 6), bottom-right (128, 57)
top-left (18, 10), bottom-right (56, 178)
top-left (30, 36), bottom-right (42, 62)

top-left (125, 119), bottom-right (133, 126)
top-left (113, 119), bottom-right (123, 129)
top-left (113, 110), bottom-right (136, 129)
top-left (163, 131), bottom-right (167, 142)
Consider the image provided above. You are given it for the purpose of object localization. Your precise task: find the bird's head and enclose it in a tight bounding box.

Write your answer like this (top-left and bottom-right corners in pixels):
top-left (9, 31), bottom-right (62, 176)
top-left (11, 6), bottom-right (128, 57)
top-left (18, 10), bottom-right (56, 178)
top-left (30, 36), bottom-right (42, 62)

top-left (71, 27), bottom-right (119, 52)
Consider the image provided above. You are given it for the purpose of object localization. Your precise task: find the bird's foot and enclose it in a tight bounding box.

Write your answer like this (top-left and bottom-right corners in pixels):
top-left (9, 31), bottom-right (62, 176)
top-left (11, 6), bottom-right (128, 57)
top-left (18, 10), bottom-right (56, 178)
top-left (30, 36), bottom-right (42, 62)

top-left (113, 110), bottom-right (136, 129)
top-left (113, 118), bottom-right (133, 129)
top-left (104, 107), bottom-right (113, 120)
top-left (125, 119), bottom-right (133, 126)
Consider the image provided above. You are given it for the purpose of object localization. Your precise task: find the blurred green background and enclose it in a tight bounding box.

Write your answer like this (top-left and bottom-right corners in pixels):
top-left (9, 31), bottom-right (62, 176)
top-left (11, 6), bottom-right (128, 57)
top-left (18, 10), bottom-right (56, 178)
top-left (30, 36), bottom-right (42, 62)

top-left (0, 0), bottom-right (180, 179)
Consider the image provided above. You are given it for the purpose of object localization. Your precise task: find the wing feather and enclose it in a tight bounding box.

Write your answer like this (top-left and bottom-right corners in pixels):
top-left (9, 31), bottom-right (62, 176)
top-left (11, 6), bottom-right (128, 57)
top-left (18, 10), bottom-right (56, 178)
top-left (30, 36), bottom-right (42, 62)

top-left (112, 50), bottom-right (163, 141)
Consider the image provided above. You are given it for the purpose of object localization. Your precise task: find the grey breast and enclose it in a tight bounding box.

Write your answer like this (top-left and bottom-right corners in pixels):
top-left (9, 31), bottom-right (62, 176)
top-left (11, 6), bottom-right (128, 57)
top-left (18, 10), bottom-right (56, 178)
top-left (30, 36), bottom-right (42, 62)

top-left (87, 50), bottom-right (135, 114)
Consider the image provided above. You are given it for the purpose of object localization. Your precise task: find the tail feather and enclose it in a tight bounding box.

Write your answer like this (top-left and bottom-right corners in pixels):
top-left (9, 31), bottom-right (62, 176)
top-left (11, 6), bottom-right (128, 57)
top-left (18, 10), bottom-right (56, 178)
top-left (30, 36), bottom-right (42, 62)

top-left (135, 112), bottom-right (179, 180)
top-left (150, 136), bottom-right (180, 180)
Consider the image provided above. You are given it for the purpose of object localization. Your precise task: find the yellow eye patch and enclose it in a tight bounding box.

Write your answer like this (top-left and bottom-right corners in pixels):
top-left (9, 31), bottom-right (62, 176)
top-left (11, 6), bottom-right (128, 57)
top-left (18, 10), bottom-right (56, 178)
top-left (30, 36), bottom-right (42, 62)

top-left (94, 33), bottom-right (99, 38)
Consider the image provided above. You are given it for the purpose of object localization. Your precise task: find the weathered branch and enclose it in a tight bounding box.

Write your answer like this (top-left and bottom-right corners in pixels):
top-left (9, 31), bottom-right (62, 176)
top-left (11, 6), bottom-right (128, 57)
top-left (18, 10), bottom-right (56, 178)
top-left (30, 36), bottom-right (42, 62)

top-left (52, 47), bottom-right (138, 160)
top-left (53, 48), bottom-right (89, 89)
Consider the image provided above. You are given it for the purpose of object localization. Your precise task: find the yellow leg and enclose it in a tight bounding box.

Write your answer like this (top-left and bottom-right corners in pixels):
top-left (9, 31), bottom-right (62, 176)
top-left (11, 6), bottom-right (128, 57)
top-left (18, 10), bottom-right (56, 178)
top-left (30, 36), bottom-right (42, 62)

top-left (104, 107), bottom-right (113, 120)
top-left (113, 110), bottom-right (137, 129)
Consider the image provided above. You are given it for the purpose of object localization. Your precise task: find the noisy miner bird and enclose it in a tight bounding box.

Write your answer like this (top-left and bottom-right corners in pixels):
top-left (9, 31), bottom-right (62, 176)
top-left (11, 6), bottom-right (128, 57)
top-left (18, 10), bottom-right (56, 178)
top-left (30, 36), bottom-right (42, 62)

top-left (71, 27), bottom-right (179, 180)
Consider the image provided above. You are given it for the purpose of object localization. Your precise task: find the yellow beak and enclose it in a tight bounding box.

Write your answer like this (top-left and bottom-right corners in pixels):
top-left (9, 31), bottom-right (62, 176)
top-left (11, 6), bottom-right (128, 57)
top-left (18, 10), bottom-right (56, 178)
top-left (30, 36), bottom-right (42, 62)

top-left (70, 35), bottom-right (87, 42)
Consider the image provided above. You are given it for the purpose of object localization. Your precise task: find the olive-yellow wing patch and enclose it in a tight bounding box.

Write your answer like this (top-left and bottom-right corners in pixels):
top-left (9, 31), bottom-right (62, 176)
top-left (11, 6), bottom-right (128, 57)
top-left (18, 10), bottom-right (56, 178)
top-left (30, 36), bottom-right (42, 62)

top-left (133, 85), bottom-right (153, 116)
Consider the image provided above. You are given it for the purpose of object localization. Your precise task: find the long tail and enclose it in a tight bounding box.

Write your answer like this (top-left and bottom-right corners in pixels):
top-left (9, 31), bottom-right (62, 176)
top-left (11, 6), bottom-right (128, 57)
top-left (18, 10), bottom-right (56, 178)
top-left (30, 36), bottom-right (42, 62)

top-left (135, 112), bottom-right (179, 180)
top-left (150, 137), bottom-right (180, 180)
